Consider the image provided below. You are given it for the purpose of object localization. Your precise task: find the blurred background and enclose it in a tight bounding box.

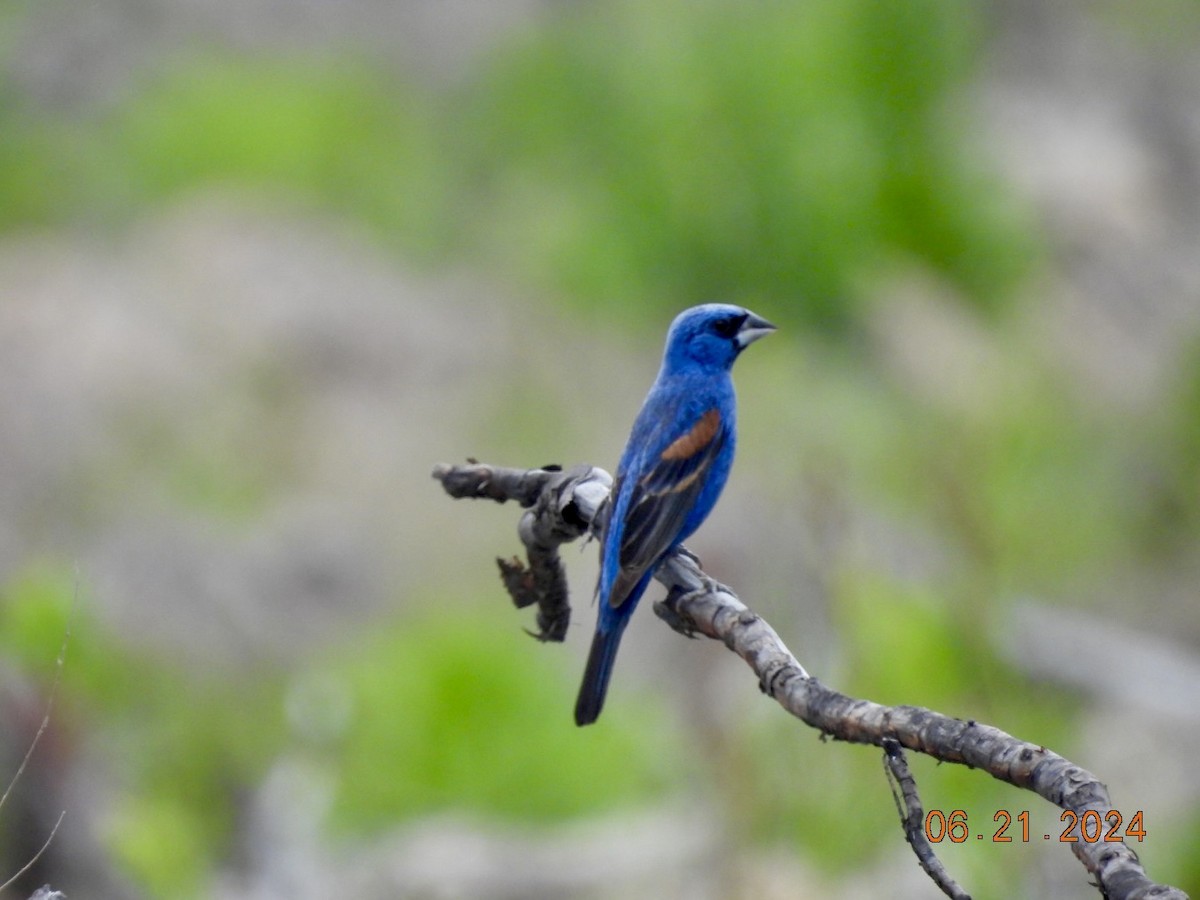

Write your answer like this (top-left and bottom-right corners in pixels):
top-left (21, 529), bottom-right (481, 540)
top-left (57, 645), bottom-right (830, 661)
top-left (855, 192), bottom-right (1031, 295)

top-left (1, 0), bottom-right (1198, 897)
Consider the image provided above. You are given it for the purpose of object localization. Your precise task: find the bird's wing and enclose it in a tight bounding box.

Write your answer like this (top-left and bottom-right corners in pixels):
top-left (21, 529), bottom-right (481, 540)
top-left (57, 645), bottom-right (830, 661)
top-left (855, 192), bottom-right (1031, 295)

top-left (607, 408), bottom-right (726, 608)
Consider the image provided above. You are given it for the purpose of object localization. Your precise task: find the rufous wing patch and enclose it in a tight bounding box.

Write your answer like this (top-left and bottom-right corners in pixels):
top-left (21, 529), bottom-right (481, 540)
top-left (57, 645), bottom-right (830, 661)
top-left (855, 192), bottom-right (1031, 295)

top-left (661, 408), bottom-right (721, 461)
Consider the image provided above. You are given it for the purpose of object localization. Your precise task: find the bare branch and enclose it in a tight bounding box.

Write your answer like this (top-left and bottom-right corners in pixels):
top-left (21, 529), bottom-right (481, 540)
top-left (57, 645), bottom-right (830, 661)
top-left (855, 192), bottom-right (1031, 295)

top-left (0, 571), bottom-right (75, 897)
top-left (0, 810), bottom-right (66, 894)
top-left (652, 548), bottom-right (1182, 900)
top-left (0, 583), bottom-right (73, 817)
top-left (883, 738), bottom-right (970, 900)
top-left (433, 459), bottom-right (1187, 900)
top-left (433, 462), bottom-right (610, 642)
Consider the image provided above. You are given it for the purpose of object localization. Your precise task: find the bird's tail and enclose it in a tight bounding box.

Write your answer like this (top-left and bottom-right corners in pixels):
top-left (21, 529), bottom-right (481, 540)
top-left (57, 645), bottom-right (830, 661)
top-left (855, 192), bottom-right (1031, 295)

top-left (574, 625), bottom-right (626, 726)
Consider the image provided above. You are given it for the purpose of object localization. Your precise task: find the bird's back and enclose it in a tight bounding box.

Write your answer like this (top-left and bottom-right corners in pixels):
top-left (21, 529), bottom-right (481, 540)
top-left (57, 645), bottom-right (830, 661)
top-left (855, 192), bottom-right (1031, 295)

top-left (597, 367), bottom-right (736, 609)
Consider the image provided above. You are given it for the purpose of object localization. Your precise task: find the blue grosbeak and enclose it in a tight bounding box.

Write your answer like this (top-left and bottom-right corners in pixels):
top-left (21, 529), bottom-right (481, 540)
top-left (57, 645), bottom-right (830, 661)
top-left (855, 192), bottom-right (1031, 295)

top-left (575, 304), bottom-right (775, 725)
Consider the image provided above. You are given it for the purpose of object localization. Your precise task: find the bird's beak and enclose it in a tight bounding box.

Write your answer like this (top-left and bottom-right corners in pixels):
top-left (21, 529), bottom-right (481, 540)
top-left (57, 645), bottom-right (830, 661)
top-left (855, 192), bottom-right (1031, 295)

top-left (735, 312), bottom-right (776, 349)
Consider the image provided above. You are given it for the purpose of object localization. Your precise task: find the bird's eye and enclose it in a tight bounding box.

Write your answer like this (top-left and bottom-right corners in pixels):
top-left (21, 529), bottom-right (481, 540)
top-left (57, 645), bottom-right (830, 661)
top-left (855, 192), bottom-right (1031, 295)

top-left (713, 313), bottom-right (746, 338)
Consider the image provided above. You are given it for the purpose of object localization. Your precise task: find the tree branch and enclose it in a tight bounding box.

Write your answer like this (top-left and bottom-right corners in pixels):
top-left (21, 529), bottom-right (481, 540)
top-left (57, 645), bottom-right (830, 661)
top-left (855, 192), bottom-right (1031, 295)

top-left (433, 460), bottom-right (1186, 900)
top-left (433, 461), bottom-right (610, 641)
top-left (883, 737), bottom-right (970, 900)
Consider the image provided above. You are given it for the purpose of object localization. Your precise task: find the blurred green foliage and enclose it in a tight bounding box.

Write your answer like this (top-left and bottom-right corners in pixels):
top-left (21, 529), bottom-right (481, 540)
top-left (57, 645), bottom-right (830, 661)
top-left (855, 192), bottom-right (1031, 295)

top-left (745, 337), bottom-right (1144, 597)
top-left (460, 0), bottom-right (1034, 329)
top-left (325, 610), bottom-right (687, 830)
top-left (0, 0), bottom-right (1034, 333)
top-left (107, 56), bottom-right (453, 258)
top-left (1141, 338), bottom-right (1200, 555)
top-left (0, 564), bottom-right (284, 897)
top-left (1174, 808), bottom-right (1200, 899)
top-left (892, 382), bottom-right (1132, 589)
top-left (0, 55), bottom-right (449, 257)
top-left (0, 566), bottom-right (686, 894)
top-left (95, 363), bottom-right (306, 523)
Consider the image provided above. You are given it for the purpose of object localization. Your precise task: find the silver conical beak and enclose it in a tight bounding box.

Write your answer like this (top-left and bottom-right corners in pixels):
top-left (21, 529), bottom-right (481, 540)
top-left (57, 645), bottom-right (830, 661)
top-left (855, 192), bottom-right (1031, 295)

top-left (735, 311), bottom-right (776, 349)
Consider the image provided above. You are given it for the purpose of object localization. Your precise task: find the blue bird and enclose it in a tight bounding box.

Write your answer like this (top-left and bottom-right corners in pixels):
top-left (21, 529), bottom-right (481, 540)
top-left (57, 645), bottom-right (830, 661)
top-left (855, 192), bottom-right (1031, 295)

top-left (575, 304), bottom-right (775, 726)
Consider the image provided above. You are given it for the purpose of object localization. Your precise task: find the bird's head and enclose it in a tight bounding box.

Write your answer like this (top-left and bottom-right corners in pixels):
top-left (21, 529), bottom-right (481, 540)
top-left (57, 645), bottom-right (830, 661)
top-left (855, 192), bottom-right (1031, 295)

top-left (662, 303), bottom-right (776, 373)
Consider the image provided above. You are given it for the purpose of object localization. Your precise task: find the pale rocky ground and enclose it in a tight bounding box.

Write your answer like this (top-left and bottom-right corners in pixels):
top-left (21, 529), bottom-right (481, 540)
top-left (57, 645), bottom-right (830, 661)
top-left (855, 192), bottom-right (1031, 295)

top-left (1, 0), bottom-right (1198, 898)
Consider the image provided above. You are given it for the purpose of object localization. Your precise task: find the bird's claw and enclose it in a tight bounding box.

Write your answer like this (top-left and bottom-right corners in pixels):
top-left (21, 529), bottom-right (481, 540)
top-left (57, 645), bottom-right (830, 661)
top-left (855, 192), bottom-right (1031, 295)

top-left (653, 593), bottom-right (699, 638)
